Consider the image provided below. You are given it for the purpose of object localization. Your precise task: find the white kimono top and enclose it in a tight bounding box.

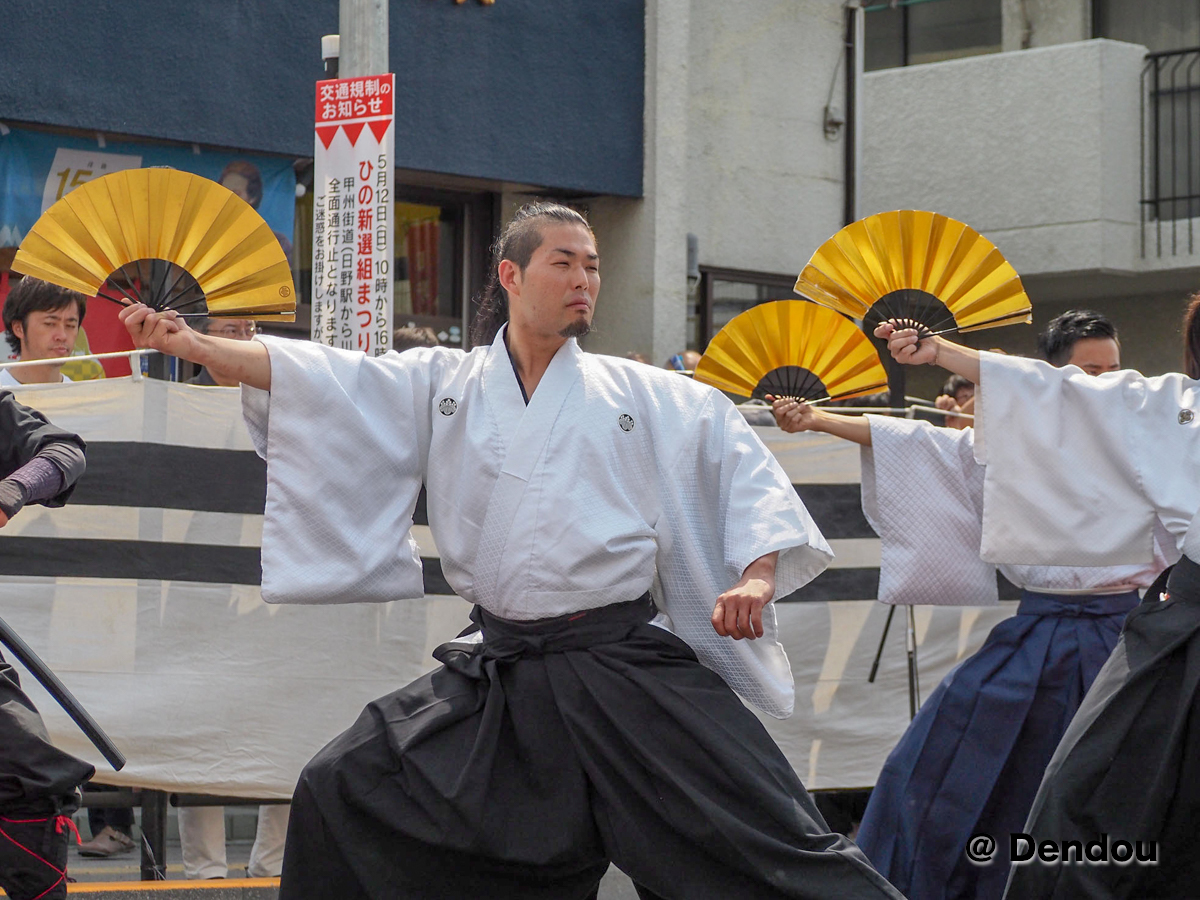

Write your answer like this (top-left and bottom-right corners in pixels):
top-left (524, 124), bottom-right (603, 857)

top-left (859, 416), bottom-right (1169, 606)
top-left (970, 352), bottom-right (1200, 566)
top-left (241, 326), bottom-right (833, 717)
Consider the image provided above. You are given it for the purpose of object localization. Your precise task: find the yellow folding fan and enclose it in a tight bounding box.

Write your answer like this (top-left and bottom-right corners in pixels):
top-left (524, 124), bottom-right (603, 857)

top-left (694, 300), bottom-right (888, 401)
top-left (794, 210), bottom-right (1031, 339)
top-left (12, 168), bottom-right (295, 321)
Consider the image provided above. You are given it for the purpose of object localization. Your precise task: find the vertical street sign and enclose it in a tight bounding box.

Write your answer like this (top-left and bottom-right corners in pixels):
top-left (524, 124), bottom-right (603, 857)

top-left (312, 73), bottom-right (394, 356)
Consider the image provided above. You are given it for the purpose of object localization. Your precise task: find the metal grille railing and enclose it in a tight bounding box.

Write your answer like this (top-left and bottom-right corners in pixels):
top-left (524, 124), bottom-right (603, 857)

top-left (1142, 47), bottom-right (1200, 256)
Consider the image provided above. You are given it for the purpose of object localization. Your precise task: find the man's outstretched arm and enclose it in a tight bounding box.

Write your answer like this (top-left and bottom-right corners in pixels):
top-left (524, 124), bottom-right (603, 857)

top-left (120, 304), bottom-right (272, 391)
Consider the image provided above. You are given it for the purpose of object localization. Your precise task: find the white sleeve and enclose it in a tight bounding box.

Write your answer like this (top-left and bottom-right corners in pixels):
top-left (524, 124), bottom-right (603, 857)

top-left (974, 352), bottom-right (1200, 565)
top-left (654, 391), bottom-right (833, 718)
top-left (860, 416), bottom-right (998, 606)
top-left (241, 337), bottom-right (446, 605)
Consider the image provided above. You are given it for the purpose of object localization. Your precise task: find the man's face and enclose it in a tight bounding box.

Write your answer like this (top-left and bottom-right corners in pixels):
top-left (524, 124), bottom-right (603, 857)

top-left (202, 319), bottom-right (256, 386)
top-left (206, 319), bottom-right (257, 341)
top-left (1067, 337), bottom-right (1120, 376)
top-left (502, 223), bottom-right (599, 340)
top-left (222, 173), bottom-right (253, 205)
top-left (13, 302), bottom-right (79, 361)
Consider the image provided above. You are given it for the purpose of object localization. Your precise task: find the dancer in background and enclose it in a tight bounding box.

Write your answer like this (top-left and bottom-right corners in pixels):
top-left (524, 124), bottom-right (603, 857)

top-left (0, 393), bottom-right (90, 900)
top-left (873, 296), bottom-right (1200, 898)
top-left (771, 310), bottom-right (1170, 900)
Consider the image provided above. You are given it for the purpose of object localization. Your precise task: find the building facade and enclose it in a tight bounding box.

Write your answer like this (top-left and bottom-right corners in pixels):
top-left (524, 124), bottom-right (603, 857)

top-left (861, 0), bottom-right (1200, 395)
top-left (0, 0), bottom-right (856, 368)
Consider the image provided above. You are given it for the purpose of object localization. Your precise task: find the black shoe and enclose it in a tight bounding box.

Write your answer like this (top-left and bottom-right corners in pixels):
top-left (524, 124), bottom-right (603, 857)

top-left (0, 798), bottom-right (76, 900)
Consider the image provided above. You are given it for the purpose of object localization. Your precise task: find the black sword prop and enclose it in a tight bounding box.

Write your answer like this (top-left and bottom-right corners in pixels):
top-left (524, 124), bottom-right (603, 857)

top-left (0, 614), bottom-right (126, 770)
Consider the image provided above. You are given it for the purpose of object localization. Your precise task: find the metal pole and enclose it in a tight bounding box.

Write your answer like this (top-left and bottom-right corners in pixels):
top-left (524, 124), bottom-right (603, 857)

top-left (843, 2), bottom-right (865, 227)
top-left (867, 604), bottom-right (896, 683)
top-left (906, 605), bottom-right (921, 719)
top-left (339, 0), bottom-right (389, 78)
top-left (139, 789), bottom-right (169, 880)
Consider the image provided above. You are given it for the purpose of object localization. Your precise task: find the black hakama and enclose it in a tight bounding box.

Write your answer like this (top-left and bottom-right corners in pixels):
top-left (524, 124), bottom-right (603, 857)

top-left (0, 393), bottom-right (92, 813)
top-left (0, 654), bottom-right (93, 809)
top-left (0, 394), bottom-right (94, 899)
top-left (279, 596), bottom-right (902, 900)
top-left (1004, 557), bottom-right (1200, 899)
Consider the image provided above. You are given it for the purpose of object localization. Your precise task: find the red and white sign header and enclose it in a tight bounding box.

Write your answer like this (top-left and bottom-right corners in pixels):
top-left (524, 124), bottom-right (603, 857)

top-left (315, 74), bottom-right (395, 149)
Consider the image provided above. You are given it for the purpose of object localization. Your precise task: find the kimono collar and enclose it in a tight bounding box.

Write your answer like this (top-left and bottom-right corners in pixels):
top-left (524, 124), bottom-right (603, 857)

top-left (488, 323), bottom-right (583, 399)
top-left (483, 324), bottom-right (584, 475)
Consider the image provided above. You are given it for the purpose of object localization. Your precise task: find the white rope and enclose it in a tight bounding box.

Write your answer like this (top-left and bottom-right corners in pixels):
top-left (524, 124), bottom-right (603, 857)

top-left (0, 349), bottom-right (159, 369)
top-left (0, 349), bottom-right (160, 384)
top-left (736, 400), bottom-right (974, 421)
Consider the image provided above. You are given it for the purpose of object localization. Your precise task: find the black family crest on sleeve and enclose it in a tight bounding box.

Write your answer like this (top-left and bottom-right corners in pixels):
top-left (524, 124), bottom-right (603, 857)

top-left (439, 398), bottom-right (458, 417)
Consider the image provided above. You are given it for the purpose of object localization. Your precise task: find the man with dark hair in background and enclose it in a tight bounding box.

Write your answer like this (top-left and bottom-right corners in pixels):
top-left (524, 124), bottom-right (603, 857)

top-left (1, 278), bottom-right (86, 387)
top-left (391, 325), bottom-right (439, 353)
top-left (0, 396), bottom-right (91, 900)
top-left (773, 308), bottom-right (1166, 900)
top-left (935, 373), bottom-right (976, 429)
top-left (1036, 308), bottom-right (1120, 372)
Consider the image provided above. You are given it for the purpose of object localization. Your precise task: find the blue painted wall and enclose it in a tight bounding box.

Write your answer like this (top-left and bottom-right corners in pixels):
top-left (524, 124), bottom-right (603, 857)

top-left (0, 0), bottom-right (644, 197)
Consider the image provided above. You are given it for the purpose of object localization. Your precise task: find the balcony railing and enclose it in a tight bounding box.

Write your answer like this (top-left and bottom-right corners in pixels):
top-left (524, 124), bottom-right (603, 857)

top-left (1142, 47), bottom-right (1200, 256)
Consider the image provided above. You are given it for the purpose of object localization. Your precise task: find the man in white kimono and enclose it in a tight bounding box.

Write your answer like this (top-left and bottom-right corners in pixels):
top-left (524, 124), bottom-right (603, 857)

top-left (771, 311), bottom-right (1171, 900)
top-left (120, 202), bottom-right (902, 900)
top-left (873, 304), bottom-right (1200, 899)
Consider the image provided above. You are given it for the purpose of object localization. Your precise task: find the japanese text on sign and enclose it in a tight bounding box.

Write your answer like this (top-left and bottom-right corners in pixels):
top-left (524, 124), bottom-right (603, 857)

top-left (312, 74), bottom-right (394, 355)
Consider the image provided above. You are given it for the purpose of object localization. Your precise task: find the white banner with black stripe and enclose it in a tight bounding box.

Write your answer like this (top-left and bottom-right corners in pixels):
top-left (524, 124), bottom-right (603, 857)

top-left (2, 379), bottom-right (1015, 794)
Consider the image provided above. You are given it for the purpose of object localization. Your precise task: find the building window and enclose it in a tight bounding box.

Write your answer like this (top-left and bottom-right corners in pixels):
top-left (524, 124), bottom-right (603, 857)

top-left (292, 184), bottom-right (495, 348)
top-left (694, 267), bottom-right (797, 350)
top-left (866, 0), bottom-right (1002, 72)
top-left (1117, 2), bottom-right (1200, 233)
top-left (1095, 0), bottom-right (1200, 54)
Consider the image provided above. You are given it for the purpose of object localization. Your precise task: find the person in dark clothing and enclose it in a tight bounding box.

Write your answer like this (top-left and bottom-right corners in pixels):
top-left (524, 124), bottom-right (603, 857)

top-left (0, 392), bottom-right (91, 900)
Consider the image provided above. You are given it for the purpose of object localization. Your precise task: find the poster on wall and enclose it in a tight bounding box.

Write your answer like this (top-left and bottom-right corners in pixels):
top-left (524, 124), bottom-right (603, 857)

top-left (311, 73), bottom-right (395, 357)
top-left (0, 126), bottom-right (297, 377)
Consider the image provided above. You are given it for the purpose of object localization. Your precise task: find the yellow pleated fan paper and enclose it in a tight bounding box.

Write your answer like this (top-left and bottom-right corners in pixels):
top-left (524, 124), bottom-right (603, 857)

top-left (12, 168), bottom-right (295, 321)
top-left (794, 210), bottom-right (1031, 337)
top-left (694, 300), bottom-right (888, 402)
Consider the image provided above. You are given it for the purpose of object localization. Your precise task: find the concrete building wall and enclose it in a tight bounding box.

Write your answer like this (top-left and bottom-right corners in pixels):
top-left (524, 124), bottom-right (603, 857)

top-left (586, 0), bottom-right (849, 363)
top-left (863, 37), bottom-right (1200, 380)
top-left (862, 39), bottom-right (1144, 279)
top-left (587, 0), bottom-right (691, 364)
top-left (685, 0), bottom-right (847, 276)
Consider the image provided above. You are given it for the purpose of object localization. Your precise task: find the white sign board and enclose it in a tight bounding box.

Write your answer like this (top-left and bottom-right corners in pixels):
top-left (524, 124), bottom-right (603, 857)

top-left (312, 73), bottom-right (395, 356)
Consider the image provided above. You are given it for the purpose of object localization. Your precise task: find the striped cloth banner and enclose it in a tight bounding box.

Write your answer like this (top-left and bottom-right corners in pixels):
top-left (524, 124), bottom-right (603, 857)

top-left (1, 379), bottom-right (1015, 794)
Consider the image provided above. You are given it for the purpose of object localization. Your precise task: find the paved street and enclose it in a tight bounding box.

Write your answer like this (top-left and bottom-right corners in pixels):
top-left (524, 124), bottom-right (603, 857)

top-left (65, 829), bottom-right (641, 898)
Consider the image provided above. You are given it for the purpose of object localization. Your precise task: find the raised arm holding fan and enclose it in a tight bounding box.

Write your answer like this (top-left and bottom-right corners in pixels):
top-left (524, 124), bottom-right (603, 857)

top-left (877, 300), bottom-right (1200, 900)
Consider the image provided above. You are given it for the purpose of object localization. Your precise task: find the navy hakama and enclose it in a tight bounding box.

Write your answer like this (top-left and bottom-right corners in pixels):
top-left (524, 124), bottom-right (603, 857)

top-left (856, 589), bottom-right (1138, 900)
